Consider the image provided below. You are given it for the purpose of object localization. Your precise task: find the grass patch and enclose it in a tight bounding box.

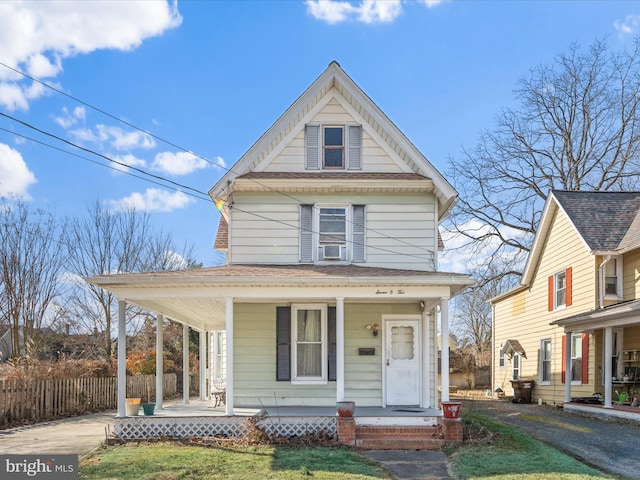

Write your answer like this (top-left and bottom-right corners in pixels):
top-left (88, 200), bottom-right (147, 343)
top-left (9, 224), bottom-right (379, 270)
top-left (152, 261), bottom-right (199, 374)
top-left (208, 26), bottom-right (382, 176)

top-left (450, 411), bottom-right (614, 480)
top-left (79, 443), bottom-right (388, 480)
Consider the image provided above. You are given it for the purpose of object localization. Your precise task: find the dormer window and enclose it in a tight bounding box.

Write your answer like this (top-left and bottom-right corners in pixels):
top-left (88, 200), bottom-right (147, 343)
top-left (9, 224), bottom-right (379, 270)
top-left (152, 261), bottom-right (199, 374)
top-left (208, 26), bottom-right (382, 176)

top-left (305, 124), bottom-right (361, 170)
top-left (323, 127), bottom-right (344, 169)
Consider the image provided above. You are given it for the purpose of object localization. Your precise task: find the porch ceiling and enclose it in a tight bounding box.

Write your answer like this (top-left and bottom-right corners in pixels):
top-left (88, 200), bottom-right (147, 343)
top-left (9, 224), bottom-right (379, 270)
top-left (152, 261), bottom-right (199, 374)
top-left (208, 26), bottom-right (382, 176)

top-left (87, 264), bottom-right (474, 331)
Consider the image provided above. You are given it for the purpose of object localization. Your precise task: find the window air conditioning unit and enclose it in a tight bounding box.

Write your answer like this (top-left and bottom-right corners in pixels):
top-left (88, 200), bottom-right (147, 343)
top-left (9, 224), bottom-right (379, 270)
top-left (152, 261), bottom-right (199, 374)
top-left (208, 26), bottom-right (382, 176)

top-left (322, 245), bottom-right (342, 260)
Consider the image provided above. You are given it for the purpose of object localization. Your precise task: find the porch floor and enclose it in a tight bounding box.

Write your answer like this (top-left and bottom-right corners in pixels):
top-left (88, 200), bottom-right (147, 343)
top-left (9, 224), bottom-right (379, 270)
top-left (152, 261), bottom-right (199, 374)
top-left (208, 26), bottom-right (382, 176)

top-left (136, 399), bottom-right (441, 419)
top-left (565, 401), bottom-right (640, 424)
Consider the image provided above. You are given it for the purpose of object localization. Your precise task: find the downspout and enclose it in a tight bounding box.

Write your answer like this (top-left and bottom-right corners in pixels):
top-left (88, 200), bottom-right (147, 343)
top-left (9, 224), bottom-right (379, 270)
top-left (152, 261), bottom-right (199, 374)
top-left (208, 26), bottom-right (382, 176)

top-left (598, 255), bottom-right (611, 309)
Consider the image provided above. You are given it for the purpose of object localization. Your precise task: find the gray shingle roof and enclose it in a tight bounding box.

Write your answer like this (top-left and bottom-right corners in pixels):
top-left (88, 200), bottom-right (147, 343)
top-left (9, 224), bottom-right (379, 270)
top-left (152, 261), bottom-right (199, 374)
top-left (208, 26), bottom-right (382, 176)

top-left (552, 190), bottom-right (640, 251)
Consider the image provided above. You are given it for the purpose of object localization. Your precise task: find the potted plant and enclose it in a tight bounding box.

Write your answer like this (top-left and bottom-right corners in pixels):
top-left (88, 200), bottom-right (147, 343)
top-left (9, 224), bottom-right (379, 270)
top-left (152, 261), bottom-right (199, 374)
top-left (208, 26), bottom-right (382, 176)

top-left (142, 375), bottom-right (155, 415)
top-left (125, 397), bottom-right (141, 416)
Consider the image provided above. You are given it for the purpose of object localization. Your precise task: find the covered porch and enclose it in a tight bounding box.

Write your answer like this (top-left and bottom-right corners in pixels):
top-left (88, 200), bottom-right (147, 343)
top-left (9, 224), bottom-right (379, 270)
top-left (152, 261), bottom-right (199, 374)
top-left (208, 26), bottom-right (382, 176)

top-left (88, 264), bottom-right (473, 429)
top-left (552, 299), bottom-right (640, 417)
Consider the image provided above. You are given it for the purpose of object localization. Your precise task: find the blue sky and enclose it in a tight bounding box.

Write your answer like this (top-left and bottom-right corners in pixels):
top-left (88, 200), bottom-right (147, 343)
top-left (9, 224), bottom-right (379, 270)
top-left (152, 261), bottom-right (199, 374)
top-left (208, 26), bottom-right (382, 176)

top-left (1, 0), bottom-right (639, 267)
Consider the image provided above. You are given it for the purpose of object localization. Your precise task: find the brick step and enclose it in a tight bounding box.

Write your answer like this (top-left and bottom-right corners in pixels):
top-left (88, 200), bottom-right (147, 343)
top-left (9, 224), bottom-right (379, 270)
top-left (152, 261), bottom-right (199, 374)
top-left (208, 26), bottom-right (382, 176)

top-left (354, 425), bottom-right (444, 450)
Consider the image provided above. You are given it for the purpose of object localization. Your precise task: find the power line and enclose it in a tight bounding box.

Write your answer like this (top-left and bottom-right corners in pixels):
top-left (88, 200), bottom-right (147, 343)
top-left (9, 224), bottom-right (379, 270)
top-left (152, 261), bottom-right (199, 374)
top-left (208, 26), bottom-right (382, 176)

top-left (0, 64), bottom-right (437, 263)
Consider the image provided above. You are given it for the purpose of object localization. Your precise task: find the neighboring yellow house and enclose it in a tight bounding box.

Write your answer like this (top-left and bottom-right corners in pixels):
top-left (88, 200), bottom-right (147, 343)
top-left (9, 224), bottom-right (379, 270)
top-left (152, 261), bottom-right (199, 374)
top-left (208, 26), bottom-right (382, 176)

top-left (492, 191), bottom-right (640, 420)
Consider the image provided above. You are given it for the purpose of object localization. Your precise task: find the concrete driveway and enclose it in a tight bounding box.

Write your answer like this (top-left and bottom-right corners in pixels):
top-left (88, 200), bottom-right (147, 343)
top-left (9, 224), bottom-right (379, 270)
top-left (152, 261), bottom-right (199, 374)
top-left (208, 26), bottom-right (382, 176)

top-left (0, 410), bottom-right (116, 457)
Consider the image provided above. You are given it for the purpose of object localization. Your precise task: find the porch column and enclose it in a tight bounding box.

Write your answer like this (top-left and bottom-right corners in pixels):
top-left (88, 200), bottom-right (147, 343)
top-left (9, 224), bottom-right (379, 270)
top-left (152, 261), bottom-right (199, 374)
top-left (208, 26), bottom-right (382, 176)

top-left (225, 297), bottom-right (234, 415)
top-left (155, 315), bottom-right (164, 410)
top-left (199, 330), bottom-right (206, 400)
top-left (564, 331), bottom-right (572, 403)
top-left (336, 297), bottom-right (345, 402)
top-left (117, 300), bottom-right (127, 417)
top-left (440, 298), bottom-right (450, 403)
top-left (604, 327), bottom-right (613, 408)
top-left (183, 324), bottom-right (189, 404)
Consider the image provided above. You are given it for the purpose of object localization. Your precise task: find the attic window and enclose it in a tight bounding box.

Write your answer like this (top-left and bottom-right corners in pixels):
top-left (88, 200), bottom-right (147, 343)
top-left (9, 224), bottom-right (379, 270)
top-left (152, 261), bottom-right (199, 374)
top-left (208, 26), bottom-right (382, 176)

top-left (323, 126), bottom-right (344, 169)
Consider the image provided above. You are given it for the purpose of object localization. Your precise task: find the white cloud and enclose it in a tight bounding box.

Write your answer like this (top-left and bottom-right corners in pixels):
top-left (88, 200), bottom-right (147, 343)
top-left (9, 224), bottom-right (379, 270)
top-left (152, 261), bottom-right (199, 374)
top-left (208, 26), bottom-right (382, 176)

top-left (107, 188), bottom-right (193, 213)
top-left (54, 105), bottom-right (86, 129)
top-left (0, 143), bottom-right (37, 200)
top-left (306, 0), bottom-right (443, 24)
top-left (0, 1), bottom-right (182, 111)
top-left (70, 124), bottom-right (156, 151)
top-left (111, 153), bottom-right (148, 174)
top-left (152, 151), bottom-right (209, 176)
top-left (615, 14), bottom-right (640, 35)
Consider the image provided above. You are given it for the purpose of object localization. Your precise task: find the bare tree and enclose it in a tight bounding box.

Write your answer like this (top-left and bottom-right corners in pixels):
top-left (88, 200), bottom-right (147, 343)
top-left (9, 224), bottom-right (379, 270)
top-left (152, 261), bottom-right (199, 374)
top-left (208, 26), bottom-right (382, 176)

top-left (0, 199), bottom-right (69, 359)
top-left (447, 38), bottom-right (640, 286)
top-left (65, 201), bottom-right (200, 358)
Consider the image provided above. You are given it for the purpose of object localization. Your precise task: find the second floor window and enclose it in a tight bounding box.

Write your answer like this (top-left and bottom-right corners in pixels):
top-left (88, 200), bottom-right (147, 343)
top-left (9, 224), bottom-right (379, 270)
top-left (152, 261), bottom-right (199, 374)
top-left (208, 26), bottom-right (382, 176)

top-left (605, 259), bottom-right (618, 296)
top-left (319, 208), bottom-right (346, 245)
top-left (555, 271), bottom-right (566, 308)
top-left (548, 267), bottom-right (572, 311)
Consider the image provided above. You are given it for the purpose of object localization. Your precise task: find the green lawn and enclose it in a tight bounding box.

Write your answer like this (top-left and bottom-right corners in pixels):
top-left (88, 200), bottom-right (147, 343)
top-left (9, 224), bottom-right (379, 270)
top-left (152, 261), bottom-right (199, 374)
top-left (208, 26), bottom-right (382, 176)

top-left (79, 444), bottom-right (389, 480)
top-left (79, 411), bottom-right (622, 480)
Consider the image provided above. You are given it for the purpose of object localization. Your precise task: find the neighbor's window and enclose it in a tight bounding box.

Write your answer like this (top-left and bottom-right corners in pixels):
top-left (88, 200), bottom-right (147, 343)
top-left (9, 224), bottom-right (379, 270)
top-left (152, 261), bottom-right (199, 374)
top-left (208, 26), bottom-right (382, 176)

top-left (571, 334), bottom-right (582, 383)
top-left (499, 348), bottom-right (505, 368)
top-left (323, 126), bottom-right (344, 168)
top-left (292, 304), bottom-right (327, 383)
top-left (555, 271), bottom-right (566, 308)
top-left (541, 339), bottom-right (552, 384)
top-left (605, 259), bottom-right (618, 296)
top-left (512, 353), bottom-right (521, 380)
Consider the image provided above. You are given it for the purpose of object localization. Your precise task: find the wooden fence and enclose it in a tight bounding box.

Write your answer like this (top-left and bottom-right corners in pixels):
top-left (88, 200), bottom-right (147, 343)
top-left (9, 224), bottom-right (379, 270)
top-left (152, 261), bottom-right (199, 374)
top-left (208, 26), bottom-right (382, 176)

top-left (0, 374), bottom-right (177, 426)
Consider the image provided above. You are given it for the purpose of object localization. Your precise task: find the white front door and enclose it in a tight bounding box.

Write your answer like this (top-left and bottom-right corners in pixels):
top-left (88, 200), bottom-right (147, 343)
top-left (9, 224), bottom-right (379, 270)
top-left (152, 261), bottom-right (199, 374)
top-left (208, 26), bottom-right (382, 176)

top-left (385, 319), bottom-right (421, 405)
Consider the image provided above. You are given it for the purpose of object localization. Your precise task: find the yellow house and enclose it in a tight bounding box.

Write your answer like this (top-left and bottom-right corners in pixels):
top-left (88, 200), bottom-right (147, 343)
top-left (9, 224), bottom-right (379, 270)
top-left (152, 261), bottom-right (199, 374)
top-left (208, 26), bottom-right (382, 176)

top-left (492, 190), bottom-right (640, 421)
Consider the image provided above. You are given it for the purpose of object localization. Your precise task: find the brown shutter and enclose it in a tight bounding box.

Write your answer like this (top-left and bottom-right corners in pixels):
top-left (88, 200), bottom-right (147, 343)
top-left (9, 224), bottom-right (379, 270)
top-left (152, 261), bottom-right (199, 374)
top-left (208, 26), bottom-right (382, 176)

top-left (582, 333), bottom-right (589, 384)
top-left (561, 335), bottom-right (566, 384)
top-left (548, 275), bottom-right (554, 311)
top-left (566, 267), bottom-right (573, 306)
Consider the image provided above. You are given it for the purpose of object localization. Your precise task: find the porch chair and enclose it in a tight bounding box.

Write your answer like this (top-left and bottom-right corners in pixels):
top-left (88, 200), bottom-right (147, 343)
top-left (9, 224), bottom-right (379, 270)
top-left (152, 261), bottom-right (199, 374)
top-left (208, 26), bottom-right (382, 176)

top-left (212, 378), bottom-right (226, 408)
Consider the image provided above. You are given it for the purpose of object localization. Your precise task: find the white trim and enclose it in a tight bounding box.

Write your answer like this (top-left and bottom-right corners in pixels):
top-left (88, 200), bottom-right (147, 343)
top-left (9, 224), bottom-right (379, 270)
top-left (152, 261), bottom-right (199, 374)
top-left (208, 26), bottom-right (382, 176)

top-left (225, 297), bottom-right (234, 415)
top-left (156, 314), bottom-right (164, 410)
top-left (183, 324), bottom-right (189, 405)
top-left (117, 300), bottom-right (127, 418)
top-left (336, 297), bottom-right (345, 401)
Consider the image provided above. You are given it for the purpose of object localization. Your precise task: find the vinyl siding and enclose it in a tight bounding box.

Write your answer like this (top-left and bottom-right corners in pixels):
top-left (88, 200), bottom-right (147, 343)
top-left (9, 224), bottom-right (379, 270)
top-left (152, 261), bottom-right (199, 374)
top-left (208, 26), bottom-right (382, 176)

top-left (264, 95), bottom-right (405, 174)
top-left (623, 248), bottom-right (640, 300)
top-left (229, 192), bottom-right (437, 270)
top-left (233, 302), bottom-right (422, 407)
top-left (493, 209), bottom-right (597, 405)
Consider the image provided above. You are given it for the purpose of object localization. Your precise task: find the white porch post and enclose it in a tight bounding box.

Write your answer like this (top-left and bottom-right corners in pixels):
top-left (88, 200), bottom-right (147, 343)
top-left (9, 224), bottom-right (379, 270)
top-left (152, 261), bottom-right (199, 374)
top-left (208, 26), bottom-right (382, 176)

top-left (564, 331), bottom-right (572, 403)
top-left (117, 300), bottom-right (127, 417)
top-left (440, 298), bottom-right (450, 403)
top-left (183, 324), bottom-right (189, 404)
top-left (199, 330), bottom-right (206, 401)
top-left (155, 315), bottom-right (164, 410)
top-left (225, 297), bottom-right (234, 415)
top-left (604, 327), bottom-right (613, 408)
top-left (336, 297), bottom-right (345, 402)
top-left (421, 309), bottom-right (430, 408)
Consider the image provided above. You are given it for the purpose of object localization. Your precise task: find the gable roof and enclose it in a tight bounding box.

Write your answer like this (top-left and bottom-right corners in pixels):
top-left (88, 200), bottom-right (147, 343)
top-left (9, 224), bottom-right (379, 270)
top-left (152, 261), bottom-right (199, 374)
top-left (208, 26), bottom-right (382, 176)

top-left (552, 190), bottom-right (640, 251)
top-left (493, 190), bottom-right (640, 303)
top-left (208, 61), bottom-right (457, 220)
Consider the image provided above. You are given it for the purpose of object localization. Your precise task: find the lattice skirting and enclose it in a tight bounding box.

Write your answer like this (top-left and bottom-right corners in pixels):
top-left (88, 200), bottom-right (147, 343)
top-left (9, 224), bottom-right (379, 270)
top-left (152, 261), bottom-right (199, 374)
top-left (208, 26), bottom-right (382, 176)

top-left (114, 416), bottom-right (337, 439)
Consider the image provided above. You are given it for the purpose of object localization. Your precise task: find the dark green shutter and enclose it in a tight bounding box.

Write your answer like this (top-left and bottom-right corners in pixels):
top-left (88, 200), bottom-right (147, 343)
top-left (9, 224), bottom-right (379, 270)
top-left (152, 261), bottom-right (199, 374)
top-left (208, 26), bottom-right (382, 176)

top-left (276, 306), bottom-right (291, 381)
top-left (328, 306), bottom-right (337, 381)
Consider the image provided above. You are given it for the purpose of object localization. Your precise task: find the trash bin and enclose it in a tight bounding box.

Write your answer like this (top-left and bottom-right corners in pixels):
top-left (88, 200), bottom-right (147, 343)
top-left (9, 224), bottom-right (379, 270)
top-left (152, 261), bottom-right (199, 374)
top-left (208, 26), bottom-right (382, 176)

top-left (510, 379), bottom-right (534, 403)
